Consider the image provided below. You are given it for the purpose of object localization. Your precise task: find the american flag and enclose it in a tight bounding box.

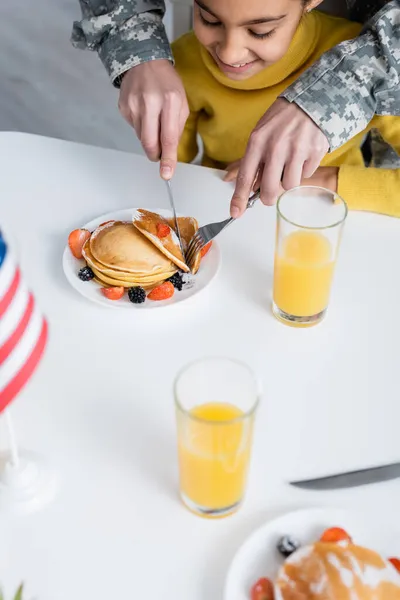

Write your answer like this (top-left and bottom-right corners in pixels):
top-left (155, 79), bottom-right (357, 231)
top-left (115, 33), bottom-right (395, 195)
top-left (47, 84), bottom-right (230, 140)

top-left (0, 231), bottom-right (48, 413)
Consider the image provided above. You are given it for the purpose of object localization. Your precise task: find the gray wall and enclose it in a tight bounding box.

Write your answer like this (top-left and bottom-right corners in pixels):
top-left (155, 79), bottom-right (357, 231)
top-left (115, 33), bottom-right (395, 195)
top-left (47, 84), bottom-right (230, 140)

top-left (0, 0), bottom-right (163, 153)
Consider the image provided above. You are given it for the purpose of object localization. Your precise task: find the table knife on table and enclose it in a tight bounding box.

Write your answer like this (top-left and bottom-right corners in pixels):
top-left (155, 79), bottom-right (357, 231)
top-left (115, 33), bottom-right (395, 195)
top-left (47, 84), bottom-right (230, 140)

top-left (290, 462), bottom-right (400, 490)
top-left (165, 180), bottom-right (184, 256)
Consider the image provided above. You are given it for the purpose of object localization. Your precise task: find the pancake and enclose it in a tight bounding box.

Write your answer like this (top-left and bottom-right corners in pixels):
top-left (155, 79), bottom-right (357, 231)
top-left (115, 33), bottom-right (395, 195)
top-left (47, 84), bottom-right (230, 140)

top-left (165, 216), bottom-right (201, 274)
top-left (91, 268), bottom-right (167, 290)
top-left (89, 221), bottom-right (175, 275)
top-left (165, 216), bottom-right (198, 247)
top-left (275, 542), bottom-right (400, 600)
top-left (91, 266), bottom-right (176, 285)
top-left (82, 240), bottom-right (176, 283)
top-left (132, 210), bottom-right (189, 273)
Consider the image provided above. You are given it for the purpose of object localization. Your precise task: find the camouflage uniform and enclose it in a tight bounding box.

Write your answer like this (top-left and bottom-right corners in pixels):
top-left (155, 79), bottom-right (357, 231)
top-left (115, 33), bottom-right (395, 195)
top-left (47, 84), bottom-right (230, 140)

top-left (71, 0), bottom-right (400, 152)
top-left (282, 1), bottom-right (400, 151)
top-left (71, 1), bottom-right (173, 85)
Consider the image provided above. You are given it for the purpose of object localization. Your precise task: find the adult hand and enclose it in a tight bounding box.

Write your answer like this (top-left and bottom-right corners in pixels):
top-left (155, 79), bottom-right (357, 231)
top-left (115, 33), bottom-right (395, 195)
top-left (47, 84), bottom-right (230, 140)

top-left (224, 158), bottom-right (285, 198)
top-left (118, 60), bottom-right (189, 180)
top-left (225, 163), bottom-right (338, 194)
top-left (230, 98), bottom-right (330, 217)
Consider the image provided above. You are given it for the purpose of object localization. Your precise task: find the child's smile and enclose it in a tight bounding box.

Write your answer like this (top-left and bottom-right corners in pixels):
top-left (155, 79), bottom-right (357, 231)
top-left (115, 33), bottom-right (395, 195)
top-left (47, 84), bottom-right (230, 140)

top-left (193, 0), bottom-right (321, 80)
top-left (213, 55), bottom-right (260, 76)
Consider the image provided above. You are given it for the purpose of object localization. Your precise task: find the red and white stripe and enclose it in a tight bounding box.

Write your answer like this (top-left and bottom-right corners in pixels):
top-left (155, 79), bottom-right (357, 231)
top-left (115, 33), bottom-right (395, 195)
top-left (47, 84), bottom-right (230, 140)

top-left (0, 242), bottom-right (48, 413)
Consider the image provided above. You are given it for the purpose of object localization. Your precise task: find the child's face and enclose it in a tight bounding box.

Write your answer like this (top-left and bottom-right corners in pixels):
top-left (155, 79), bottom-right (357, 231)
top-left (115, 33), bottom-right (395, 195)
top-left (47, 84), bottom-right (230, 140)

top-left (193, 0), bottom-right (321, 80)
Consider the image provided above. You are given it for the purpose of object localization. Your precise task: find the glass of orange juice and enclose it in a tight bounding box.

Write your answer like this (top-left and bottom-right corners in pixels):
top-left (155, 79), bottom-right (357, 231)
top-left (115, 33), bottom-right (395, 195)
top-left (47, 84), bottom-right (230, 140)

top-left (174, 357), bottom-right (260, 518)
top-left (273, 186), bottom-right (347, 327)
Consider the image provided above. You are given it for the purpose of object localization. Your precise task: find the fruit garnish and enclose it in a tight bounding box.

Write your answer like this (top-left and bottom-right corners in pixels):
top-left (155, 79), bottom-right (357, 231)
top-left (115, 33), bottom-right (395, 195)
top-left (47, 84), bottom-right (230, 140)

top-left (99, 220), bottom-right (115, 227)
top-left (251, 577), bottom-right (274, 600)
top-left (68, 229), bottom-right (91, 259)
top-left (389, 558), bottom-right (400, 573)
top-left (156, 223), bottom-right (170, 239)
top-left (168, 272), bottom-right (184, 291)
top-left (147, 281), bottom-right (175, 301)
top-left (78, 266), bottom-right (95, 281)
top-left (277, 535), bottom-right (300, 558)
top-left (101, 286), bottom-right (124, 300)
top-left (128, 286), bottom-right (146, 304)
top-left (200, 241), bottom-right (212, 258)
top-left (320, 527), bottom-right (352, 544)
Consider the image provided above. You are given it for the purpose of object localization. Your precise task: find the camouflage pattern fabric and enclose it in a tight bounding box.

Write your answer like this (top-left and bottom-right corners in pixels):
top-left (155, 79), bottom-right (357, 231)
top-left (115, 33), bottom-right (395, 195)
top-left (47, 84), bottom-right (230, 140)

top-left (71, 1), bottom-right (173, 84)
top-left (347, 1), bottom-right (400, 163)
top-left (71, 1), bottom-right (400, 151)
top-left (282, 1), bottom-right (400, 150)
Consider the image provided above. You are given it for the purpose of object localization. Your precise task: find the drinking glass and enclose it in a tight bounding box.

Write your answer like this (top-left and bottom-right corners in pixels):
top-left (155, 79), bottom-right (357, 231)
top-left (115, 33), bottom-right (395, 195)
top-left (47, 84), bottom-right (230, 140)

top-left (272, 186), bottom-right (347, 327)
top-left (174, 357), bottom-right (260, 518)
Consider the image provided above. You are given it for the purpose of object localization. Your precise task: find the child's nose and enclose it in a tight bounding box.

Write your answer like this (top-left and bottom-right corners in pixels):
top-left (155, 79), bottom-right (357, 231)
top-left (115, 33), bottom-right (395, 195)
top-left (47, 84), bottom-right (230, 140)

top-left (217, 31), bottom-right (246, 65)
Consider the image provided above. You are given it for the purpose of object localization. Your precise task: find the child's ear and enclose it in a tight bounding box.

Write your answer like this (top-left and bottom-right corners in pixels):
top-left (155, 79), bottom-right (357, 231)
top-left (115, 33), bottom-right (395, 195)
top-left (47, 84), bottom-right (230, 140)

top-left (303, 0), bottom-right (324, 12)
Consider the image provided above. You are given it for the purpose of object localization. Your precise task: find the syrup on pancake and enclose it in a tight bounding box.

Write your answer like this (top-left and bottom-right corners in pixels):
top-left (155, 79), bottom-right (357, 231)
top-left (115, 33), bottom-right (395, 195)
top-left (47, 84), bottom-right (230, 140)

top-left (132, 209), bottom-right (189, 273)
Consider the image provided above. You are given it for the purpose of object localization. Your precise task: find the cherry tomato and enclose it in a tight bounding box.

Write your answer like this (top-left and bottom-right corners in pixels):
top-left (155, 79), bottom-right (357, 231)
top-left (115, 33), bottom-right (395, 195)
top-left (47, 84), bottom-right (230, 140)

top-left (200, 241), bottom-right (212, 258)
top-left (320, 527), bottom-right (352, 544)
top-left (251, 577), bottom-right (274, 600)
top-left (389, 557), bottom-right (400, 574)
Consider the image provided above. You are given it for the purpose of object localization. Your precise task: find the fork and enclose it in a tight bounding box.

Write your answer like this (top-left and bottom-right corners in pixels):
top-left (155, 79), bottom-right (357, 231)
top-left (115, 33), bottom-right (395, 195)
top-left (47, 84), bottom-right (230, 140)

top-left (186, 189), bottom-right (260, 271)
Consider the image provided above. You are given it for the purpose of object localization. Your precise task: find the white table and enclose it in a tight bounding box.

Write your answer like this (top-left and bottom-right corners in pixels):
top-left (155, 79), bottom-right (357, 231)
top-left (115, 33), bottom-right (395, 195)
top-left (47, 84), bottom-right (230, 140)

top-left (0, 132), bottom-right (399, 599)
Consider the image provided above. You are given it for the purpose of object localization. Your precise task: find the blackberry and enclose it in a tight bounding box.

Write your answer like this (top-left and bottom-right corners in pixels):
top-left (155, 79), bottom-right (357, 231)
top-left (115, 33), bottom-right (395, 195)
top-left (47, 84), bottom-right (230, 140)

top-left (277, 535), bottom-right (300, 558)
top-left (128, 286), bottom-right (146, 304)
top-left (168, 272), bottom-right (184, 291)
top-left (78, 266), bottom-right (95, 282)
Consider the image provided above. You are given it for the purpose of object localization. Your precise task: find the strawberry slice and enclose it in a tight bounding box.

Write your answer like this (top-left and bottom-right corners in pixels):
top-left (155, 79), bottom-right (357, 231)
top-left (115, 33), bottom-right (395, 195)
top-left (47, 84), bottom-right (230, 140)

top-left (147, 281), bottom-right (174, 301)
top-left (157, 223), bottom-right (170, 239)
top-left (200, 241), bottom-right (212, 258)
top-left (68, 229), bottom-right (91, 259)
top-left (389, 558), bottom-right (400, 573)
top-left (101, 286), bottom-right (124, 300)
top-left (251, 578), bottom-right (274, 600)
top-left (320, 527), bottom-right (352, 544)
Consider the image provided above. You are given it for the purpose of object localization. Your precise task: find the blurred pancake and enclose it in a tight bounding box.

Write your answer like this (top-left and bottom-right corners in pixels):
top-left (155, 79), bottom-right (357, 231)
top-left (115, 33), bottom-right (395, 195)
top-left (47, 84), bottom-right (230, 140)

top-left (89, 221), bottom-right (175, 274)
top-left (275, 542), bottom-right (400, 600)
top-left (132, 209), bottom-right (189, 272)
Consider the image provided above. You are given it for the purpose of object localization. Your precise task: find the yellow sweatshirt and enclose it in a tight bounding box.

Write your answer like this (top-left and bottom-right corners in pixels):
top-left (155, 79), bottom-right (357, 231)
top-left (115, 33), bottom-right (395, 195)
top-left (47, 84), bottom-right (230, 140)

top-left (172, 11), bottom-right (400, 218)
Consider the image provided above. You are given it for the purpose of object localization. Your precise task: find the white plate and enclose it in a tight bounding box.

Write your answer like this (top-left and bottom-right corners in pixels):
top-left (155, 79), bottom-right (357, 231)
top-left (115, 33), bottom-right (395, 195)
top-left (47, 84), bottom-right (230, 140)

top-left (224, 507), bottom-right (400, 600)
top-left (62, 208), bottom-right (221, 309)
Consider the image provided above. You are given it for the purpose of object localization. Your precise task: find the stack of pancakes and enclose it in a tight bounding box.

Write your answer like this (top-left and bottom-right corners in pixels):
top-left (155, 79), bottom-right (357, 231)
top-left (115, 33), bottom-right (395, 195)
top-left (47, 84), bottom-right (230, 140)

top-left (275, 541), bottom-right (400, 600)
top-left (82, 209), bottom-right (201, 289)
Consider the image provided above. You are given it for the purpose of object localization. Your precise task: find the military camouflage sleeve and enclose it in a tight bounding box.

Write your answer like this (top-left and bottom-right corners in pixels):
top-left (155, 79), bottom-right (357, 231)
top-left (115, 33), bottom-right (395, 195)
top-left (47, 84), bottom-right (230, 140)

top-left (71, 1), bottom-right (173, 86)
top-left (281, 1), bottom-right (400, 151)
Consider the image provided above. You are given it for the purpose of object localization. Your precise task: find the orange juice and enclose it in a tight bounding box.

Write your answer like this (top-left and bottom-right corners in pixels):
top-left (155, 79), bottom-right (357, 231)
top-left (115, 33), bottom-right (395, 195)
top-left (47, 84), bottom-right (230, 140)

top-left (177, 402), bottom-right (253, 514)
top-left (273, 230), bottom-right (334, 317)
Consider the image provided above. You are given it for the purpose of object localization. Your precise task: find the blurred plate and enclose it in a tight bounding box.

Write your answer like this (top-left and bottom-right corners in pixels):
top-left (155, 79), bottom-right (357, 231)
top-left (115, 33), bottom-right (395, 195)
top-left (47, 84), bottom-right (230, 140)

top-left (224, 507), bottom-right (400, 600)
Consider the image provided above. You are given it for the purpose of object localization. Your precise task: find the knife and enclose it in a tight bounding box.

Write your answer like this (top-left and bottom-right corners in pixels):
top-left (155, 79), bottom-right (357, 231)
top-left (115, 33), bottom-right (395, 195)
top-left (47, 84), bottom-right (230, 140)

top-left (165, 180), bottom-right (185, 257)
top-left (289, 462), bottom-right (400, 490)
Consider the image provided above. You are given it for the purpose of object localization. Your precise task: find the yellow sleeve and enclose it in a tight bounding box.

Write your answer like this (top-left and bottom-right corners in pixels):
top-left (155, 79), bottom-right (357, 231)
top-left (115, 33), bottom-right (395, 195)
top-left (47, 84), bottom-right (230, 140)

top-left (338, 116), bottom-right (400, 218)
top-left (178, 110), bottom-right (199, 164)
